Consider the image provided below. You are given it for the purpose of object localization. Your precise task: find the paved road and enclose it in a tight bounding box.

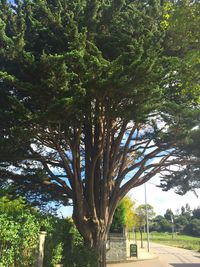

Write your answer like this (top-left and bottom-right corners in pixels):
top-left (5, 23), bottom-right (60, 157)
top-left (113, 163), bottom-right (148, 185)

top-left (107, 243), bottom-right (200, 267)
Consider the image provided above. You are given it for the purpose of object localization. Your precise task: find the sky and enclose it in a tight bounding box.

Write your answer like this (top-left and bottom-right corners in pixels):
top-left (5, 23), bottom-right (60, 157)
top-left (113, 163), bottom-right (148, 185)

top-left (58, 174), bottom-right (200, 218)
top-left (129, 175), bottom-right (200, 216)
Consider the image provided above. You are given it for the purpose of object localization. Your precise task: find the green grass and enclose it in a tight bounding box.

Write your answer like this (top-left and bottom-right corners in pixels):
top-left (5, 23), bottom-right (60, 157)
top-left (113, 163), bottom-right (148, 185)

top-left (147, 232), bottom-right (200, 252)
top-left (127, 231), bottom-right (200, 252)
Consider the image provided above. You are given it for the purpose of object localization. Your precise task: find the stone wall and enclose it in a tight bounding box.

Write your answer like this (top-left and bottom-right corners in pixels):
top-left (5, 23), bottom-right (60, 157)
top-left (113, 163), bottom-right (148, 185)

top-left (106, 236), bottom-right (127, 262)
top-left (106, 233), bottom-right (137, 262)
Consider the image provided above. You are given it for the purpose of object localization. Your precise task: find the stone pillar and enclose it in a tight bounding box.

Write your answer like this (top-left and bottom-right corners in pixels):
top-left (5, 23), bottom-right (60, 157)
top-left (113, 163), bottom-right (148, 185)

top-left (37, 231), bottom-right (47, 267)
top-left (123, 225), bottom-right (127, 238)
top-left (106, 236), bottom-right (127, 262)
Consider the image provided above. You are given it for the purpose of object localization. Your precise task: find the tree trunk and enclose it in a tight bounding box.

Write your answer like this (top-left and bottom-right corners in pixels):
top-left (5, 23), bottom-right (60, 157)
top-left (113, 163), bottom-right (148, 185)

top-left (73, 212), bottom-right (108, 267)
top-left (83, 234), bottom-right (107, 267)
top-left (95, 239), bottom-right (107, 267)
top-left (140, 229), bottom-right (143, 248)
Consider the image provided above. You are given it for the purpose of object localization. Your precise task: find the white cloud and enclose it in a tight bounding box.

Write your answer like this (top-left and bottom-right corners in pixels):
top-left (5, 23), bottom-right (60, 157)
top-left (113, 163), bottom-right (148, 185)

top-left (129, 176), bottom-right (200, 215)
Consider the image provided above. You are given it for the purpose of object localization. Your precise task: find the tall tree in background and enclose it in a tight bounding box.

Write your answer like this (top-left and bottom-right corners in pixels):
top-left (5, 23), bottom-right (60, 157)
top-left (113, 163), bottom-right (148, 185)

top-left (135, 204), bottom-right (155, 248)
top-left (0, 0), bottom-right (200, 266)
top-left (110, 196), bottom-right (137, 233)
top-left (164, 208), bottom-right (174, 222)
top-left (110, 198), bottom-right (126, 234)
top-left (193, 207), bottom-right (200, 220)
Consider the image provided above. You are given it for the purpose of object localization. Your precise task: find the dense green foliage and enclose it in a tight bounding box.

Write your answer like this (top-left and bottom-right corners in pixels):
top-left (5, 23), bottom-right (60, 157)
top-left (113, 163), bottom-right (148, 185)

top-left (43, 217), bottom-right (98, 267)
top-left (0, 0), bottom-right (199, 205)
top-left (110, 200), bottom-right (126, 233)
top-left (0, 195), bottom-right (98, 267)
top-left (0, 197), bottom-right (39, 267)
top-left (151, 204), bottom-right (200, 237)
top-left (110, 196), bottom-right (137, 233)
top-left (136, 204), bottom-right (155, 230)
top-left (0, 1), bottom-right (200, 266)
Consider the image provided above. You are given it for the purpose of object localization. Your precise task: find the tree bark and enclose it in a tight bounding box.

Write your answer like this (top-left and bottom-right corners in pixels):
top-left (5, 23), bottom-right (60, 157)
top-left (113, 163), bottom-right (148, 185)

top-left (99, 242), bottom-right (107, 267)
top-left (140, 229), bottom-right (143, 248)
top-left (73, 205), bottom-right (109, 267)
top-left (95, 238), bottom-right (107, 267)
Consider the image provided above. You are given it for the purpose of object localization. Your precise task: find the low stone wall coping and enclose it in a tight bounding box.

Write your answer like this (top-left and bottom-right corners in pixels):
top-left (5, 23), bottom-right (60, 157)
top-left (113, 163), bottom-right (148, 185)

top-left (108, 236), bottom-right (126, 240)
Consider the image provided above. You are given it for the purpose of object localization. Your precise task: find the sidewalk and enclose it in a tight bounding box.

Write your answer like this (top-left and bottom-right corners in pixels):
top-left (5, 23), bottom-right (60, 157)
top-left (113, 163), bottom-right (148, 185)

top-left (107, 247), bottom-right (157, 266)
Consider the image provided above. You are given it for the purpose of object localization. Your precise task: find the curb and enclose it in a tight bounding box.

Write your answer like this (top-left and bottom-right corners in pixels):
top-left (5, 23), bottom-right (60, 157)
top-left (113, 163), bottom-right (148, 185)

top-left (107, 254), bottom-right (158, 264)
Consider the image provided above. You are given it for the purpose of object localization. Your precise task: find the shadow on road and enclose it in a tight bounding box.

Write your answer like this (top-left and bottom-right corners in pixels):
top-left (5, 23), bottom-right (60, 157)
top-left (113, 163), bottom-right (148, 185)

top-left (194, 255), bottom-right (200, 259)
top-left (170, 264), bottom-right (200, 267)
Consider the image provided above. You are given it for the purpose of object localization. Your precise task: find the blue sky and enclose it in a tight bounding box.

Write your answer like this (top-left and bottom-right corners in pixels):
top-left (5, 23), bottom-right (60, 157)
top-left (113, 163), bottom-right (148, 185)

top-left (58, 174), bottom-right (200, 218)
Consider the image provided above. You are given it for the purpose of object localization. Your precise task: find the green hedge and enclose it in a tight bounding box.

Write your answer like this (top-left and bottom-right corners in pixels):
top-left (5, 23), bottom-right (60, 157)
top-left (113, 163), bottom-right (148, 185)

top-left (0, 196), bottom-right (98, 267)
top-left (43, 217), bottom-right (98, 267)
top-left (0, 198), bottom-right (39, 267)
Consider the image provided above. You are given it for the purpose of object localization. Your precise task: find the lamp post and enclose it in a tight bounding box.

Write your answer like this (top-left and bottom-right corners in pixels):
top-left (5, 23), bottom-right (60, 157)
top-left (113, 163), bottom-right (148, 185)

top-left (144, 182), bottom-right (150, 252)
top-left (171, 214), bottom-right (174, 239)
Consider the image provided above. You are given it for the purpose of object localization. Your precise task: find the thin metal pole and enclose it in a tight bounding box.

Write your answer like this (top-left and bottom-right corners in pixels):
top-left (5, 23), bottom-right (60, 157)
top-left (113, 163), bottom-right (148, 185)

top-left (144, 183), bottom-right (150, 252)
top-left (171, 214), bottom-right (174, 239)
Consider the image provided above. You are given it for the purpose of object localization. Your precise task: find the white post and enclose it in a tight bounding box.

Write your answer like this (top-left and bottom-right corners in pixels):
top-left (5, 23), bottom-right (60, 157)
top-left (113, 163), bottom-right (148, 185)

top-left (38, 231), bottom-right (47, 267)
top-left (144, 183), bottom-right (150, 252)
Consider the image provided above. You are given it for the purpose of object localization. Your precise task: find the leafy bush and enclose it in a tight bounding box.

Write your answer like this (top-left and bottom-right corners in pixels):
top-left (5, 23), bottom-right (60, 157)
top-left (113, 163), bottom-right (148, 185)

top-left (64, 226), bottom-right (98, 267)
top-left (0, 198), bottom-right (39, 267)
top-left (51, 242), bottom-right (64, 266)
top-left (0, 196), bottom-right (98, 267)
top-left (184, 219), bottom-right (200, 237)
top-left (42, 216), bottom-right (73, 266)
top-left (43, 217), bottom-right (98, 267)
top-left (65, 246), bottom-right (98, 267)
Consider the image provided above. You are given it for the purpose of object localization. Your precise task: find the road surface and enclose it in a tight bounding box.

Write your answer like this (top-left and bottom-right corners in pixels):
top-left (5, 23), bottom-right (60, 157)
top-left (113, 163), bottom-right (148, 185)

top-left (107, 242), bottom-right (200, 267)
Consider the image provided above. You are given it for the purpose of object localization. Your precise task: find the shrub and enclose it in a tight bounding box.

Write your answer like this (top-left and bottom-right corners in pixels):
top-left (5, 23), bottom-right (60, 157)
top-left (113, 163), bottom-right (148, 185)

top-left (43, 217), bottom-right (98, 267)
top-left (0, 207), bottom-right (39, 267)
top-left (65, 247), bottom-right (98, 267)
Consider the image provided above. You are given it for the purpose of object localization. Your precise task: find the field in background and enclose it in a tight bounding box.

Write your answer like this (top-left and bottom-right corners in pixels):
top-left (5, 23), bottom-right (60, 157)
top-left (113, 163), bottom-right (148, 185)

top-left (148, 232), bottom-right (200, 252)
top-left (127, 231), bottom-right (200, 252)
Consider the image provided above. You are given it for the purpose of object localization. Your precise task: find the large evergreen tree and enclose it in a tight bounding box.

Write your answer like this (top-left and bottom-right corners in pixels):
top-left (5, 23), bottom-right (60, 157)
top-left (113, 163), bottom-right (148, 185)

top-left (158, 0), bottom-right (200, 194)
top-left (0, 0), bottom-right (199, 266)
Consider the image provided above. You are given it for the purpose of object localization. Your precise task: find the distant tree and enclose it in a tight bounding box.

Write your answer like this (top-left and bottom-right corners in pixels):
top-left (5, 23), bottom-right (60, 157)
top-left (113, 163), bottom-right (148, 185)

top-left (184, 219), bottom-right (200, 237)
top-left (164, 209), bottom-right (174, 222)
top-left (136, 204), bottom-right (155, 247)
top-left (136, 204), bottom-right (155, 224)
top-left (180, 204), bottom-right (192, 220)
top-left (153, 205), bottom-right (200, 234)
top-left (181, 206), bottom-right (186, 215)
top-left (122, 196), bottom-right (137, 231)
top-left (151, 215), bottom-right (171, 232)
top-left (110, 196), bottom-right (136, 233)
top-left (151, 215), bottom-right (164, 232)
top-left (175, 215), bottom-right (189, 233)
top-left (185, 204), bottom-right (192, 215)
top-left (192, 207), bottom-right (200, 220)
top-left (110, 199), bottom-right (126, 233)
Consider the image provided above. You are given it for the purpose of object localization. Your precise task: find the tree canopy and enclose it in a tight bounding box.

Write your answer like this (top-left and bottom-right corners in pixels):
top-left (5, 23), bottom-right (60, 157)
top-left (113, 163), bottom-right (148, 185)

top-left (151, 204), bottom-right (200, 237)
top-left (158, 0), bottom-right (200, 194)
top-left (136, 203), bottom-right (155, 229)
top-left (110, 196), bottom-right (136, 233)
top-left (0, 0), bottom-right (200, 266)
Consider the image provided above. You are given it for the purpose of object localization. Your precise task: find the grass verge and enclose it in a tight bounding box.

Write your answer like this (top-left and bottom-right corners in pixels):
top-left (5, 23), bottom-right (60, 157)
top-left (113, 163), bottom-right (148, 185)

top-left (147, 232), bottom-right (200, 252)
